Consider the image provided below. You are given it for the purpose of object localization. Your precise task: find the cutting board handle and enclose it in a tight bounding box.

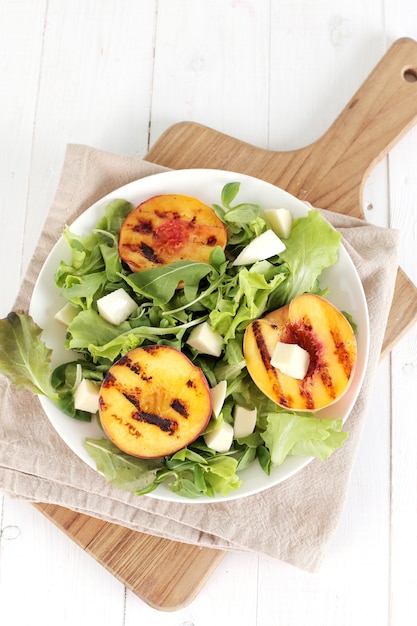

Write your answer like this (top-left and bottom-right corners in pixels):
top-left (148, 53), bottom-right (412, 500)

top-left (288, 37), bottom-right (417, 216)
top-left (147, 38), bottom-right (417, 219)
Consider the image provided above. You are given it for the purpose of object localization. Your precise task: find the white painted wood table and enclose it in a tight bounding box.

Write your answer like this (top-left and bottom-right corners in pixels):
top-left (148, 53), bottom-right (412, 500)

top-left (1, 1), bottom-right (417, 624)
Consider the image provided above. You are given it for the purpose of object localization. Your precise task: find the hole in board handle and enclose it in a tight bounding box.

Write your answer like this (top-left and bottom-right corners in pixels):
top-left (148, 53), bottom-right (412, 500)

top-left (403, 68), bottom-right (417, 83)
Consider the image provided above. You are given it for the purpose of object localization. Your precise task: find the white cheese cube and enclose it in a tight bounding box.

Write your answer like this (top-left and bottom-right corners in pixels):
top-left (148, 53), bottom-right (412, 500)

top-left (232, 229), bottom-right (286, 266)
top-left (204, 421), bottom-right (234, 453)
top-left (210, 380), bottom-right (227, 417)
top-left (54, 302), bottom-right (79, 326)
top-left (264, 208), bottom-right (293, 239)
top-left (271, 342), bottom-right (310, 380)
top-left (74, 378), bottom-right (100, 413)
top-left (186, 321), bottom-right (223, 357)
top-left (233, 405), bottom-right (257, 438)
top-left (97, 288), bottom-right (137, 326)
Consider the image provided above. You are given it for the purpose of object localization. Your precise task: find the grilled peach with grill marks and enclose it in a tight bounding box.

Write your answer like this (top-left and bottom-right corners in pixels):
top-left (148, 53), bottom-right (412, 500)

top-left (99, 345), bottom-right (212, 458)
top-left (243, 294), bottom-right (357, 412)
top-left (118, 194), bottom-right (227, 273)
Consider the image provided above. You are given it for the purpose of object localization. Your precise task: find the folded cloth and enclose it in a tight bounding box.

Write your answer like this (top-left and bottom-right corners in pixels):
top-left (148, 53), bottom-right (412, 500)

top-left (0, 144), bottom-right (400, 572)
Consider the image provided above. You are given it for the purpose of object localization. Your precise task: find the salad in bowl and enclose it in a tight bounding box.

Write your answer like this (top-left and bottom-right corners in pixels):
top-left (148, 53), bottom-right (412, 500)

top-left (0, 169), bottom-right (369, 502)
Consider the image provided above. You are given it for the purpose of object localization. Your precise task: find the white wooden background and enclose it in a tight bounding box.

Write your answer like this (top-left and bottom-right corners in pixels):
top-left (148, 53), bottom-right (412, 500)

top-left (1, 1), bottom-right (416, 625)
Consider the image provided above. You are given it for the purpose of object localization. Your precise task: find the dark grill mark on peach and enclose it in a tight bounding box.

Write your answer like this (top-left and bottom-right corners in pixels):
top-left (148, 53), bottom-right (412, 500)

top-left (171, 398), bottom-right (188, 417)
top-left (206, 235), bottom-right (217, 246)
top-left (252, 321), bottom-right (275, 372)
top-left (119, 355), bottom-right (143, 376)
top-left (133, 411), bottom-right (178, 434)
top-left (123, 391), bottom-right (178, 434)
top-left (319, 365), bottom-right (336, 399)
top-left (331, 329), bottom-right (353, 378)
top-left (133, 220), bottom-right (153, 234)
top-left (102, 372), bottom-right (116, 387)
top-left (252, 321), bottom-right (285, 403)
top-left (144, 344), bottom-right (160, 355)
top-left (139, 242), bottom-right (162, 263)
top-left (186, 379), bottom-right (196, 388)
top-left (300, 380), bottom-right (314, 409)
top-left (126, 422), bottom-right (141, 438)
top-left (98, 396), bottom-right (108, 410)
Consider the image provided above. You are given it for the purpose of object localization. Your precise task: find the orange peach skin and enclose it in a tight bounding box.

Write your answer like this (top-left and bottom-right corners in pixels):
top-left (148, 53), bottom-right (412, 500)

top-left (99, 345), bottom-right (212, 458)
top-left (118, 194), bottom-right (227, 272)
top-left (243, 294), bottom-right (357, 412)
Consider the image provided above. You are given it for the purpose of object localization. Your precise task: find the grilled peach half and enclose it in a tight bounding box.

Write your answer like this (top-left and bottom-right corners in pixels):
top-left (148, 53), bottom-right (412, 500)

top-left (118, 194), bottom-right (227, 272)
top-left (99, 345), bottom-right (212, 458)
top-left (243, 294), bottom-right (357, 411)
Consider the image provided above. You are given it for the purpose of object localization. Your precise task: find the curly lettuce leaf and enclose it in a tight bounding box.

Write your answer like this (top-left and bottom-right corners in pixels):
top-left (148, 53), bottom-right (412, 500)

top-left (267, 210), bottom-right (341, 309)
top-left (261, 412), bottom-right (348, 466)
top-left (0, 312), bottom-right (59, 400)
top-left (84, 437), bottom-right (242, 498)
top-left (0, 312), bottom-right (95, 421)
top-left (84, 438), bottom-right (164, 492)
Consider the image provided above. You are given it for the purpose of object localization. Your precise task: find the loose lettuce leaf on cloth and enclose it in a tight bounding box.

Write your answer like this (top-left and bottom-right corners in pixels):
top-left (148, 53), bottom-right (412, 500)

top-left (0, 313), bottom-right (58, 399)
top-left (0, 144), bottom-right (400, 573)
top-left (84, 438), bottom-right (164, 492)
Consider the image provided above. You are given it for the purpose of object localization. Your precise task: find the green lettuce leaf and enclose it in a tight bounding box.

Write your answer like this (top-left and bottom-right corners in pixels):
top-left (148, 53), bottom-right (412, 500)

top-left (0, 312), bottom-right (59, 400)
top-left (122, 260), bottom-right (213, 305)
top-left (84, 438), bottom-right (164, 492)
top-left (66, 307), bottom-right (207, 362)
top-left (83, 437), bottom-right (242, 498)
top-left (267, 210), bottom-right (341, 309)
top-left (95, 199), bottom-right (134, 233)
top-left (261, 412), bottom-right (348, 466)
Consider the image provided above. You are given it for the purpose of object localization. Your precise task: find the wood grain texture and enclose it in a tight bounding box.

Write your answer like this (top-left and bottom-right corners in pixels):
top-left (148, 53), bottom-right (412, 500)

top-left (33, 502), bottom-right (225, 612)
top-left (147, 38), bottom-right (417, 217)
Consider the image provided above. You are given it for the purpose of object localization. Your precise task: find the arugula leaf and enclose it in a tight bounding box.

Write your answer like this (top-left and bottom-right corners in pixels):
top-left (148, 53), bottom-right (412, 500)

top-left (0, 312), bottom-right (59, 400)
top-left (122, 261), bottom-right (213, 305)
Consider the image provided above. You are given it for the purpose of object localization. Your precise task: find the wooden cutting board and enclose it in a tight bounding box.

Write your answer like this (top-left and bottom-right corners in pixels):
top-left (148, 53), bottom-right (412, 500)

top-left (34, 37), bottom-right (417, 611)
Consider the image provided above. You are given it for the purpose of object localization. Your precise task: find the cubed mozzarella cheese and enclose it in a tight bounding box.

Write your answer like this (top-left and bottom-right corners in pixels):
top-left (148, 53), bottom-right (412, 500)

top-left (97, 288), bottom-right (137, 326)
top-left (74, 378), bottom-right (100, 413)
top-left (271, 342), bottom-right (310, 379)
top-left (204, 421), bottom-right (234, 453)
top-left (210, 380), bottom-right (227, 417)
top-left (264, 208), bottom-right (293, 239)
top-left (54, 302), bottom-right (79, 326)
top-left (186, 321), bottom-right (223, 357)
top-left (232, 229), bottom-right (286, 266)
top-left (233, 405), bottom-right (257, 438)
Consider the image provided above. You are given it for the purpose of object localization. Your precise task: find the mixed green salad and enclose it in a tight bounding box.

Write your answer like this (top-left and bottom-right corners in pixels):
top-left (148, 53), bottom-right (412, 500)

top-left (0, 183), bottom-right (351, 499)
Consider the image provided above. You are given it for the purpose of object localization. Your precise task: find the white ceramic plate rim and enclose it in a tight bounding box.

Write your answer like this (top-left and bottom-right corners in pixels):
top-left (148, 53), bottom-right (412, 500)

top-left (30, 168), bottom-right (370, 503)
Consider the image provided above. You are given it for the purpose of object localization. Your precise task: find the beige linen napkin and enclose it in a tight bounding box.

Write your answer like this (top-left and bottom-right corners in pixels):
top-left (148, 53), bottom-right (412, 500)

top-left (0, 144), bottom-right (400, 572)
